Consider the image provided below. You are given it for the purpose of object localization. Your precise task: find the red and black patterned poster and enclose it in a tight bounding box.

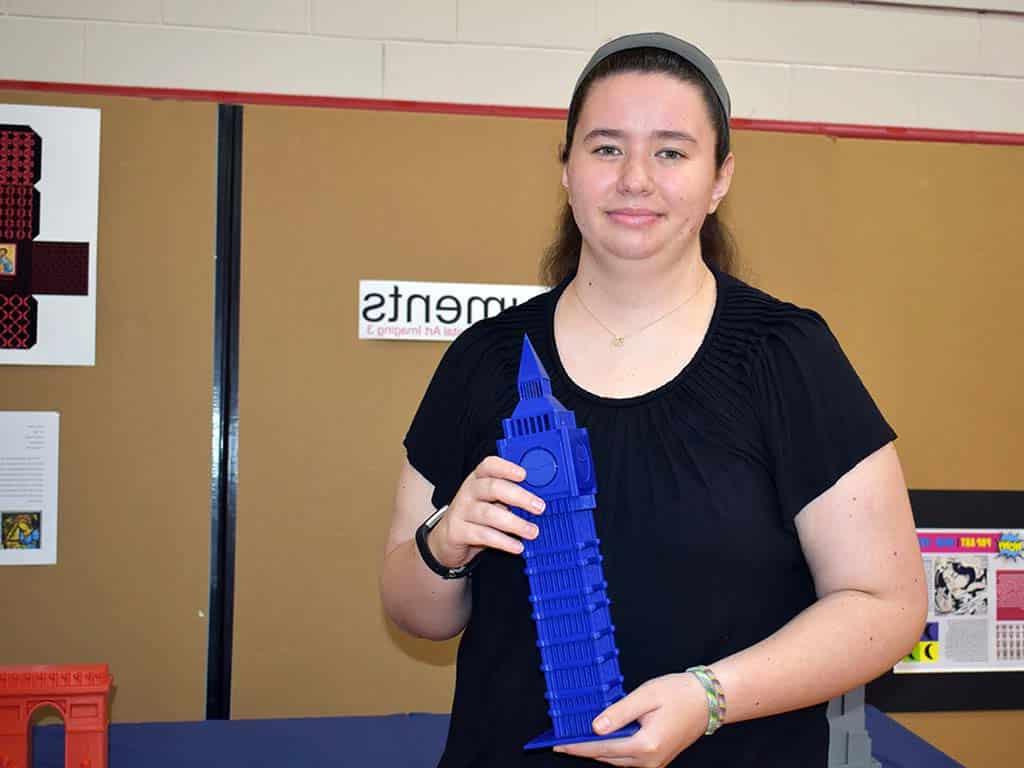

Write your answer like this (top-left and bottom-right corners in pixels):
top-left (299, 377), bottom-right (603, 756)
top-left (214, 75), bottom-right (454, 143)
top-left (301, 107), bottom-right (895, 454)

top-left (0, 105), bottom-right (99, 366)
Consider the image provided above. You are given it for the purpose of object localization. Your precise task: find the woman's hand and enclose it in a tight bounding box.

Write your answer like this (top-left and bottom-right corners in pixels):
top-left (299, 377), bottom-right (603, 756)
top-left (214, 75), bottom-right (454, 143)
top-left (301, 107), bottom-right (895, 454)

top-left (427, 456), bottom-right (546, 569)
top-left (553, 673), bottom-right (709, 767)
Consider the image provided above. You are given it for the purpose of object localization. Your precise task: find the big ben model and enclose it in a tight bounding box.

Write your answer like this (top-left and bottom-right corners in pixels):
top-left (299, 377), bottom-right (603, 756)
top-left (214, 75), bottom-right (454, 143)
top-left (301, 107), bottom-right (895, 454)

top-left (497, 335), bottom-right (638, 749)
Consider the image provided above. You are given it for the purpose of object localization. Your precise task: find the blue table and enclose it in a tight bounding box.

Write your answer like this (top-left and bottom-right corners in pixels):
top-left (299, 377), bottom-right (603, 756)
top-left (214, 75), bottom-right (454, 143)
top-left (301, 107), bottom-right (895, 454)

top-left (30, 707), bottom-right (962, 767)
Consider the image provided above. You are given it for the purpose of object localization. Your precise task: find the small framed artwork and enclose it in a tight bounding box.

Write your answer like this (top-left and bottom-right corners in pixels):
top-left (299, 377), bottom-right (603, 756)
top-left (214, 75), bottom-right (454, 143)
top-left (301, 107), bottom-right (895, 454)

top-left (0, 244), bottom-right (16, 278)
top-left (1, 511), bottom-right (41, 549)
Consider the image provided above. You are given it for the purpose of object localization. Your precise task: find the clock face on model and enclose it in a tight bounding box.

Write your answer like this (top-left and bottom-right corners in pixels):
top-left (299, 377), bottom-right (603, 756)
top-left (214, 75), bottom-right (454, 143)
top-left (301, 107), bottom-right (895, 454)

top-left (509, 427), bottom-right (596, 498)
top-left (520, 447), bottom-right (559, 488)
top-left (571, 434), bottom-right (593, 487)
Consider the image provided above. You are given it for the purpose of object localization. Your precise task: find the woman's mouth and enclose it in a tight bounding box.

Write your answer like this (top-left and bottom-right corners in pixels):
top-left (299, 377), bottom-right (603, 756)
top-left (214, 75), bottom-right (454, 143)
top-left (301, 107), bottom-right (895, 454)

top-left (606, 208), bottom-right (663, 226)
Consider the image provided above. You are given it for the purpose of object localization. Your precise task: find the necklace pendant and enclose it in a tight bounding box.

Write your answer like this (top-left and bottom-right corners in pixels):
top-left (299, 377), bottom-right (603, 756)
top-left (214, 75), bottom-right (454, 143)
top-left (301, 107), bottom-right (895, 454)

top-left (612, 336), bottom-right (625, 347)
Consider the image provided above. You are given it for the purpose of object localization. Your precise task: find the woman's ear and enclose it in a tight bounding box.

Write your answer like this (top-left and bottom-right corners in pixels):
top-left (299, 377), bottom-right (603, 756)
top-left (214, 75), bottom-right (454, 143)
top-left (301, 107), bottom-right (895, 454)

top-left (708, 152), bottom-right (735, 214)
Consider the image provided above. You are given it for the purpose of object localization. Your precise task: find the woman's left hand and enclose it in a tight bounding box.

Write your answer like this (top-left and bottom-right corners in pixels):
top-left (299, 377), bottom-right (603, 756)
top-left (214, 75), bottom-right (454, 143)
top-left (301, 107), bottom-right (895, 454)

top-left (553, 672), bottom-right (710, 767)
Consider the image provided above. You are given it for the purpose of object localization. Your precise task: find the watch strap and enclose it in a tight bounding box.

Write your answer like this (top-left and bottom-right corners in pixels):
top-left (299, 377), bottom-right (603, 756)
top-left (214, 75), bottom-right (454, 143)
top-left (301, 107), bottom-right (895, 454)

top-left (415, 506), bottom-right (478, 580)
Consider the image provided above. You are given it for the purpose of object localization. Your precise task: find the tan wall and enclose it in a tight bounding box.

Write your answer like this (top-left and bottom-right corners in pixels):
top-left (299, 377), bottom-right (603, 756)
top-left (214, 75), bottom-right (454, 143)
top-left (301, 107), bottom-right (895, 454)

top-left (230, 105), bottom-right (566, 717)
top-left (891, 710), bottom-right (1023, 766)
top-left (231, 108), bottom-right (1023, 765)
top-left (1, 90), bottom-right (216, 722)
top-left (4, 88), bottom-right (1021, 764)
top-left (728, 132), bottom-right (1023, 491)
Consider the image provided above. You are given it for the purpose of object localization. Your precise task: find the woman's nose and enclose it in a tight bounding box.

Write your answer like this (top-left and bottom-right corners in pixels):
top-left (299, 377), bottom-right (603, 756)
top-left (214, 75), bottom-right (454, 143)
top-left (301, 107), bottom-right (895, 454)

top-left (617, 153), bottom-right (653, 195)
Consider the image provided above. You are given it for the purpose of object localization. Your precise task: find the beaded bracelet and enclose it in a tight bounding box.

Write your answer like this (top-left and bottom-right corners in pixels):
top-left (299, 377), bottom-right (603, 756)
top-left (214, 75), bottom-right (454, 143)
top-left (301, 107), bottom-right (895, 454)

top-left (685, 665), bottom-right (727, 736)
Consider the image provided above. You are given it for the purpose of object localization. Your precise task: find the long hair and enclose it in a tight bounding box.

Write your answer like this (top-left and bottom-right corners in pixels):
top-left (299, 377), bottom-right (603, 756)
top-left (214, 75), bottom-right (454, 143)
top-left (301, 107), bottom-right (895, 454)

top-left (540, 47), bottom-right (737, 286)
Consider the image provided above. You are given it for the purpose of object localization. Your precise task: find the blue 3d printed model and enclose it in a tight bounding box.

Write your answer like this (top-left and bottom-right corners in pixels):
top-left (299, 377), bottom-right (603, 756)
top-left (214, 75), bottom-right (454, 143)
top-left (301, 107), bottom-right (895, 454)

top-left (496, 335), bottom-right (639, 750)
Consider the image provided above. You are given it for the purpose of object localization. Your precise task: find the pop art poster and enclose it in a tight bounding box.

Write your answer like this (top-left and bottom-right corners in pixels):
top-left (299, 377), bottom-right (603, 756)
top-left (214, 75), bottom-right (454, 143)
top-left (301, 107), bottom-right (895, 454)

top-left (0, 104), bottom-right (99, 366)
top-left (896, 528), bottom-right (1024, 673)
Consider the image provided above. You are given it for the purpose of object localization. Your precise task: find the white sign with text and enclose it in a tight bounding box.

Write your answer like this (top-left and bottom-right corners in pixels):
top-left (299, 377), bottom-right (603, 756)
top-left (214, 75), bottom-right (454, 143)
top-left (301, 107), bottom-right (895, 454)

top-left (0, 411), bottom-right (59, 565)
top-left (358, 280), bottom-right (546, 342)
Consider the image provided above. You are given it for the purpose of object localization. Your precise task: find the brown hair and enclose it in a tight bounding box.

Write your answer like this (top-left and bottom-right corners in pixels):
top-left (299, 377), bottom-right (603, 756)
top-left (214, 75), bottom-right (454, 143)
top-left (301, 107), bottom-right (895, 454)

top-left (540, 47), bottom-right (737, 286)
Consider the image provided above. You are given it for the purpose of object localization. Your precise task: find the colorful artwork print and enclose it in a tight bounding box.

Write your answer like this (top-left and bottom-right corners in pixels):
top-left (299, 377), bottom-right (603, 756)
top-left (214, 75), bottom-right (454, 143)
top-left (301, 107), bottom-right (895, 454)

top-left (903, 621), bottom-right (940, 663)
top-left (0, 244), bottom-right (15, 277)
top-left (1, 511), bottom-right (41, 549)
top-left (934, 556), bottom-right (988, 616)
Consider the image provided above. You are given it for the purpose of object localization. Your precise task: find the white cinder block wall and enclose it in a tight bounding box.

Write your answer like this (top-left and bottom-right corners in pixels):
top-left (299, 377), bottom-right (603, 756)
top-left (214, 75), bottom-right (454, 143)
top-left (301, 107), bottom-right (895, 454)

top-left (0, 0), bottom-right (1021, 133)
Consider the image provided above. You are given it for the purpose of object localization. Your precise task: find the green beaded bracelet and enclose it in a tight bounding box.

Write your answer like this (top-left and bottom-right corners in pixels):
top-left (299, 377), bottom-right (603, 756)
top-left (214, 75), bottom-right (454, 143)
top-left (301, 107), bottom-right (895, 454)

top-left (686, 665), bottom-right (727, 736)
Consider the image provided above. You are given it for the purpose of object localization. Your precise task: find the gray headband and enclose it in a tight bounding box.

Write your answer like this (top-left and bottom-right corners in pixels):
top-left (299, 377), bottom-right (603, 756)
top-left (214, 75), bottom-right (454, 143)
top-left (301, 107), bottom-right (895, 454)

top-left (572, 32), bottom-right (731, 148)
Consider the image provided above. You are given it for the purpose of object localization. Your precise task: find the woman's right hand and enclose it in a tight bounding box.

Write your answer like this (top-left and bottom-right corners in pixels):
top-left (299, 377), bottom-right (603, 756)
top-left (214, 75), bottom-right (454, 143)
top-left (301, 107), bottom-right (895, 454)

top-left (427, 456), bottom-right (547, 570)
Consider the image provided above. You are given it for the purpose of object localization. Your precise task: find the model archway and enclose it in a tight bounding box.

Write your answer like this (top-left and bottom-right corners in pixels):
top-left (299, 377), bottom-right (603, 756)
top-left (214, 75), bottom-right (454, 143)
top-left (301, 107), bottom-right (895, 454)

top-left (0, 664), bottom-right (112, 768)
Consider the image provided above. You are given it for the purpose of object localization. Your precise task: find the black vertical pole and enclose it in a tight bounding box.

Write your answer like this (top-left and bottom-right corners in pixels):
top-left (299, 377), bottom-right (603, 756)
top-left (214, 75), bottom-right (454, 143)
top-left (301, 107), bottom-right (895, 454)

top-left (207, 104), bottom-right (243, 720)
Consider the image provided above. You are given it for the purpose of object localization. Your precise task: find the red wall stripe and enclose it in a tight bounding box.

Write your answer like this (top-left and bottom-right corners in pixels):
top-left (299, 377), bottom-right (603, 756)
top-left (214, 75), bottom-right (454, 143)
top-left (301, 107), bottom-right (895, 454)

top-left (2, 78), bottom-right (1022, 146)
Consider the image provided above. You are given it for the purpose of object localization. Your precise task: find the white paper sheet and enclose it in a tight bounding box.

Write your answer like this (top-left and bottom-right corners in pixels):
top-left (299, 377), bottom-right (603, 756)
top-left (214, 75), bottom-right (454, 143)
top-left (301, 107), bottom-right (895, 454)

top-left (0, 411), bottom-right (59, 565)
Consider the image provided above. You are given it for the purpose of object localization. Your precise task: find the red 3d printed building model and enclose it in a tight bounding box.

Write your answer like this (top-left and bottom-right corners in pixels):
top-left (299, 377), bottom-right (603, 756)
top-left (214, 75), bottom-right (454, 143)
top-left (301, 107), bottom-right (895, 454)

top-left (0, 664), bottom-right (113, 768)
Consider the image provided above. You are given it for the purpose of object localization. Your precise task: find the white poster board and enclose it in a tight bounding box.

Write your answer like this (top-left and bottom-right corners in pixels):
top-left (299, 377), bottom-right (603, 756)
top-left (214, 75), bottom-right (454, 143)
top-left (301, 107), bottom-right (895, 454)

top-left (0, 105), bottom-right (100, 366)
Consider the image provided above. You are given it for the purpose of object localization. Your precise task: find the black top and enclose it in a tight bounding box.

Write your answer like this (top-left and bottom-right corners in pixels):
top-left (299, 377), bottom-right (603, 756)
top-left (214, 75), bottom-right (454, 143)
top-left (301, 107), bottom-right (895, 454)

top-left (404, 269), bottom-right (896, 767)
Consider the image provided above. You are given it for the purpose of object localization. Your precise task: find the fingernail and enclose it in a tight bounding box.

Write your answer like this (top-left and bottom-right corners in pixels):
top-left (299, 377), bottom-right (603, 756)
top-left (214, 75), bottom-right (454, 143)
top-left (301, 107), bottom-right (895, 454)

top-left (594, 716), bottom-right (610, 733)
top-left (530, 525), bottom-right (540, 538)
top-left (532, 499), bottom-right (545, 512)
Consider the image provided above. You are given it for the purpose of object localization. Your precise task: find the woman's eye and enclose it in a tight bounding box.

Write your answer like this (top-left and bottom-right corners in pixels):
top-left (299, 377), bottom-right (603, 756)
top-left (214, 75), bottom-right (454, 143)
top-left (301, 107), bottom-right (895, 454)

top-left (594, 145), bottom-right (621, 156)
top-left (657, 149), bottom-right (685, 160)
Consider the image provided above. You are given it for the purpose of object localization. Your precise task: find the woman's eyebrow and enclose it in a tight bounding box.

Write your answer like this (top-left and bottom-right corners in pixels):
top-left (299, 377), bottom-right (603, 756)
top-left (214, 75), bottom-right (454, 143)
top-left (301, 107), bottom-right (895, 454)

top-left (581, 128), bottom-right (624, 143)
top-left (582, 128), bottom-right (697, 143)
top-left (653, 129), bottom-right (697, 143)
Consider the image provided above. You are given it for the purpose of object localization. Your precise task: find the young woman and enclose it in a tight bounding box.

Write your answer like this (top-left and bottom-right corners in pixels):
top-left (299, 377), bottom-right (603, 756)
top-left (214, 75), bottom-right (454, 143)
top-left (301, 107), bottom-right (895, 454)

top-left (380, 32), bottom-right (927, 767)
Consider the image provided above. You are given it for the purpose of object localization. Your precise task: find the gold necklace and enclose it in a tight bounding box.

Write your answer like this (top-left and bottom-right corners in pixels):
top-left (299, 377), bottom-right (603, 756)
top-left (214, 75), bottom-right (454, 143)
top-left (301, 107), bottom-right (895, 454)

top-left (572, 271), bottom-right (706, 348)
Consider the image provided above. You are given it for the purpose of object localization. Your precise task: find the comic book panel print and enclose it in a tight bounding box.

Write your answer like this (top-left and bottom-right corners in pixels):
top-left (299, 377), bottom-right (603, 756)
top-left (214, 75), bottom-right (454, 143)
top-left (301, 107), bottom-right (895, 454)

top-left (934, 556), bottom-right (988, 616)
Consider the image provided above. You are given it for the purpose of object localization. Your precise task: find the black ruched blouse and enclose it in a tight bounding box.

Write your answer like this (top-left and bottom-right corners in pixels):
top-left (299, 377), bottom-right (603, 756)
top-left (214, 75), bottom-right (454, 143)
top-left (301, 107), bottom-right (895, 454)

top-left (404, 268), bottom-right (896, 767)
